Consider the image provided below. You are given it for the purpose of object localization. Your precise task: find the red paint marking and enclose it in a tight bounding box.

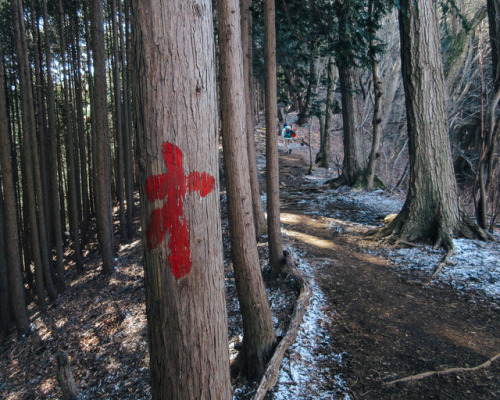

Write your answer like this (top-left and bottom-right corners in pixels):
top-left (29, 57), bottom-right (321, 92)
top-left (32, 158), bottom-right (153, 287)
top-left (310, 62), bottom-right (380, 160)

top-left (144, 142), bottom-right (215, 279)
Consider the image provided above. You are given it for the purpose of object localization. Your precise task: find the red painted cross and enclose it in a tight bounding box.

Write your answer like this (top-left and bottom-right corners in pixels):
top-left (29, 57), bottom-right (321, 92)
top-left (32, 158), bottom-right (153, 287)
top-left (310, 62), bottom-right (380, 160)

top-left (144, 142), bottom-right (215, 279)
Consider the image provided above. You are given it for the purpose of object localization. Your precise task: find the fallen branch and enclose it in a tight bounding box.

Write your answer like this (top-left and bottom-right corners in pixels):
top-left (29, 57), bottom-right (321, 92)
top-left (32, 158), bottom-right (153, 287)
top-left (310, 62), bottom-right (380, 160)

top-left (385, 353), bottom-right (500, 385)
top-left (251, 251), bottom-right (312, 400)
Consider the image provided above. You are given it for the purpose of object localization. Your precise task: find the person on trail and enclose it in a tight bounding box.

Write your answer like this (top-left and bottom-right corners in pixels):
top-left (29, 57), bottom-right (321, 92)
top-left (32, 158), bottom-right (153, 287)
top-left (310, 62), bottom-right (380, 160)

top-left (281, 122), bottom-right (296, 154)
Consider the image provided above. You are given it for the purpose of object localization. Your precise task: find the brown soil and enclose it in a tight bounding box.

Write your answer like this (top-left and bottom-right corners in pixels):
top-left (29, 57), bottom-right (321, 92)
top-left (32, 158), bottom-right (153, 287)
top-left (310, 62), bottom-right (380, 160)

top-left (277, 150), bottom-right (500, 399)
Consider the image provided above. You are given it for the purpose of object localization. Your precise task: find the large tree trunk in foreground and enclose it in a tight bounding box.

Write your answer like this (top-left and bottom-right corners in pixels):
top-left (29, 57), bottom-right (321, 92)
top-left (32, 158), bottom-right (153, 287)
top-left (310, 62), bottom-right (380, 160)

top-left (91, 0), bottom-right (115, 274)
top-left (375, 0), bottom-right (489, 250)
top-left (219, 0), bottom-right (277, 379)
top-left (241, 0), bottom-right (267, 237)
top-left (0, 51), bottom-right (30, 335)
top-left (264, 0), bottom-right (284, 275)
top-left (132, 0), bottom-right (232, 398)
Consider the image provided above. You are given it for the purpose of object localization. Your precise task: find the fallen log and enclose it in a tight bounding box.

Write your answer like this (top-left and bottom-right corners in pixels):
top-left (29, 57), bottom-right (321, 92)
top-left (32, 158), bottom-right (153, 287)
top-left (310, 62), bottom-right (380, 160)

top-left (251, 251), bottom-right (312, 400)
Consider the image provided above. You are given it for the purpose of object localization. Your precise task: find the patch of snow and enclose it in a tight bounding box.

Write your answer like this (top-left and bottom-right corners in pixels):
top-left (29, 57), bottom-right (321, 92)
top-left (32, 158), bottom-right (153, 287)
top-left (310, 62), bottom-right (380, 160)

top-left (389, 238), bottom-right (500, 301)
top-left (269, 249), bottom-right (351, 400)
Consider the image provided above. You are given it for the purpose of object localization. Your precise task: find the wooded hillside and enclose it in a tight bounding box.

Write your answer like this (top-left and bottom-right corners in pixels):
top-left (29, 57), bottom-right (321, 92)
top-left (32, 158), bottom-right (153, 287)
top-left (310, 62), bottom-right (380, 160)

top-left (0, 0), bottom-right (498, 398)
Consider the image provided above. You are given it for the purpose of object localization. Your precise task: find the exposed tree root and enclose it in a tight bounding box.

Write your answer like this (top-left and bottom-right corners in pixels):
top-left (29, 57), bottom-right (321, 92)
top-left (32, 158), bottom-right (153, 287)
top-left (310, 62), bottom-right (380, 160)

top-left (385, 353), bottom-right (500, 385)
top-left (251, 251), bottom-right (312, 400)
top-left (429, 248), bottom-right (455, 282)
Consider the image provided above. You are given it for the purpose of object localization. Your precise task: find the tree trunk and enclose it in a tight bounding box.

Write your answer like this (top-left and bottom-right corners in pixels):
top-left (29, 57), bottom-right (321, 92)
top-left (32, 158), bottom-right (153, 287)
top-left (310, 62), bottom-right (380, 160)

top-left (91, 0), bottom-right (115, 275)
top-left (366, 35), bottom-right (383, 190)
top-left (12, 0), bottom-right (51, 309)
top-left (59, 0), bottom-right (83, 273)
top-left (489, 0), bottom-right (500, 90)
top-left (0, 192), bottom-right (12, 337)
top-left (241, 0), bottom-right (267, 237)
top-left (375, 0), bottom-right (489, 249)
top-left (317, 56), bottom-right (336, 169)
top-left (338, 65), bottom-right (364, 185)
top-left (70, 8), bottom-right (90, 242)
top-left (56, 352), bottom-right (79, 400)
top-left (296, 48), bottom-right (315, 126)
top-left (264, 0), bottom-right (284, 275)
top-left (119, 0), bottom-right (135, 237)
top-left (132, 0), bottom-right (232, 398)
top-left (0, 49), bottom-right (30, 334)
top-left (219, 0), bottom-right (277, 379)
top-left (84, 2), bottom-right (96, 219)
top-left (29, 0), bottom-right (52, 259)
top-left (43, 0), bottom-right (65, 290)
top-left (111, 0), bottom-right (127, 241)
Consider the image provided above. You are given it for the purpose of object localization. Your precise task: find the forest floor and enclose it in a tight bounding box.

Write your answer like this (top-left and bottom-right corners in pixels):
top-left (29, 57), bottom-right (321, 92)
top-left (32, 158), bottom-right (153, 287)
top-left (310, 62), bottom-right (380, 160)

top-left (1, 118), bottom-right (499, 399)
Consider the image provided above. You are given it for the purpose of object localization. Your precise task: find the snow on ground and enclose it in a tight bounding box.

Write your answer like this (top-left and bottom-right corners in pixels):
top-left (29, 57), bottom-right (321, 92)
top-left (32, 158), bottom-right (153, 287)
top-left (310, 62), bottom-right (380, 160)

top-left (389, 237), bottom-right (500, 302)
top-left (300, 167), bottom-right (500, 304)
top-left (268, 249), bottom-right (350, 400)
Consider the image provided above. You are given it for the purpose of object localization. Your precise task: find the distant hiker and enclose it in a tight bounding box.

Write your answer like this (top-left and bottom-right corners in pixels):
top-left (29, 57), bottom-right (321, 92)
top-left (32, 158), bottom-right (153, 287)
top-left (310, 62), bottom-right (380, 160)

top-left (281, 123), bottom-right (296, 154)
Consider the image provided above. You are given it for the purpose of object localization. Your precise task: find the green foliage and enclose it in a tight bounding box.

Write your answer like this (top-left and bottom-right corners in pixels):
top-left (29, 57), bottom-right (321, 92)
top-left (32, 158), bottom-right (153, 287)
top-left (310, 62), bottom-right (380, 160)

top-left (251, 0), bottom-right (393, 120)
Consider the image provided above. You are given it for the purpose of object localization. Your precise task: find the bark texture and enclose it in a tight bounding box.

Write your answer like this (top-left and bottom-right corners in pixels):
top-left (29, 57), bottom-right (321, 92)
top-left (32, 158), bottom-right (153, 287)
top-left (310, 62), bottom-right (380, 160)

top-left (317, 56), bottom-right (336, 169)
top-left (12, 0), bottom-right (49, 309)
top-left (241, 0), bottom-right (267, 237)
top-left (43, 0), bottom-right (65, 290)
top-left (133, 0), bottom-right (232, 398)
top-left (264, 0), bottom-right (284, 275)
top-left (0, 51), bottom-right (30, 335)
top-left (219, 0), bottom-right (276, 379)
top-left (91, 0), bottom-right (115, 274)
top-left (375, 0), bottom-right (489, 249)
top-left (338, 65), bottom-right (364, 185)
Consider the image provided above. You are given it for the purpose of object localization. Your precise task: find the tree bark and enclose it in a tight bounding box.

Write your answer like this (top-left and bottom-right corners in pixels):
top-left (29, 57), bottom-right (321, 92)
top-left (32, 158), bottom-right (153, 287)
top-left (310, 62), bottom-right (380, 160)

top-left (132, 0), bottom-right (232, 398)
top-left (12, 0), bottom-right (51, 309)
top-left (56, 352), bottom-right (79, 400)
top-left (375, 0), bottom-right (490, 249)
top-left (241, 0), bottom-right (267, 237)
top-left (43, 0), bottom-right (65, 291)
top-left (219, 0), bottom-right (277, 379)
top-left (111, 0), bottom-right (127, 241)
top-left (0, 49), bottom-right (30, 334)
top-left (366, 35), bottom-right (383, 190)
top-left (317, 56), bottom-right (336, 169)
top-left (488, 0), bottom-right (500, 91)
top-left (264, 0), bottom-right (284, 275)
top-left (29, 0), bottom-right (52, 259)
top-left (70, 7), bottom-right (90, 242)
top-left (338, 65), bottom-right (364, 185)
top-left (0, 191), bottom-right (12, 337)
top-left (59, 0), bottom-right (83, 273)
top-left (119, 0), bottom-right (135, 237)
top-left (91, 0), bottom-right (115, 275)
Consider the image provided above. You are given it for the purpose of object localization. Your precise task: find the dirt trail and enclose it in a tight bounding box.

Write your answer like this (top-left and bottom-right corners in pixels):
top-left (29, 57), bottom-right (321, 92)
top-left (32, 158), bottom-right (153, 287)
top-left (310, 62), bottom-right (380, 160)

top-left (276, 151), bottom-right (500, 399)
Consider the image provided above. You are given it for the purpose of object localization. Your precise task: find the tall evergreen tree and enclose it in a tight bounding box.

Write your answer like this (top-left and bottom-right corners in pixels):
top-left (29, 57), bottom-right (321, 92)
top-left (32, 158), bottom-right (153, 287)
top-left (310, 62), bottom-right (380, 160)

top-left (374, 0), bottom-right (489, 250)
top-left (0, 47), bottom-right (30, 334)
top-left (264, 0), bottom-right (284, 275)
top-left (91, 0), bottom-right (115, 275)
top-left (132, 0), bottom-right (232, 397)
top-left (219, 0), bottom-right (277, 378)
